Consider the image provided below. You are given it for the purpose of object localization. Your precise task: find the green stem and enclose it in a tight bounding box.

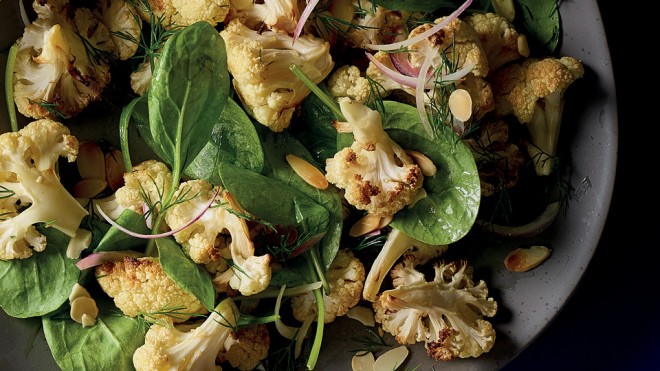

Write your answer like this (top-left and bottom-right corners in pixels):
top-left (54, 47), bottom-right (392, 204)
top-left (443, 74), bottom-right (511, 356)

top-left (119, 96), bottom-right (142, 172)
top-left (289, 64), bottom-right (345, 121)
top-left (309, 246), bottom-right (330, 294)
top-left (307, 287), bottom-right (325, 370)
top-left (5, 44), bottom-right (18, 132)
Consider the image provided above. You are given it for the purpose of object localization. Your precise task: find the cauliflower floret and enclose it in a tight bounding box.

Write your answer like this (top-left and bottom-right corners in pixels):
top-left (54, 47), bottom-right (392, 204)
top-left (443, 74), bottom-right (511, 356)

top-left (220, 19), bottom-right (334, 132)
top-left (12, 0), bottom-right (114, 119)
top-left (325, 98), bottom-right (424, 216)
top-left (130, 58), bottom-right (154, 96)
top-left (327, 65), bottom-right (371, 104)
top-left (343, 0), bottom-right (406, 48)
top-left (164, 179), bottom-right (272, 296)
top-left (490, 56), bottom-right (584, 175)
top-left (464, 12), bottom-right (530, 72)
top-left (95, 0), bottom-right (141, 60)
top-left (95, 256), bottom-right (209, 322)
top-left (229, 0), bottom-right (300, 35)
top-left (374, 258), bottom-right (497, 361)
top-left (136, 0), bottom-right (230, 27)
top-left (408, 16), bottom-right (489, 77)
top-left (0, 119), bottom-right (88, 260)
top-left (362, 228), bottom-right (447, 302)
top-left (133, 297), bottom-right (238, 371)
top-left (218, 324), bottom-right (270, 370)
top-left (456, 75), bottom-right (495, 120)
top-left (291, 249), bottom-right (365, 323)
top-left (114, 160), bottom-right (173, 214)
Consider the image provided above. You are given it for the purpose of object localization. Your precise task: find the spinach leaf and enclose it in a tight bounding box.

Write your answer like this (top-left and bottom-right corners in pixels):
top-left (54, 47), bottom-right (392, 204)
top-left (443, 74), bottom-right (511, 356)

top-left (0, 228), bottom-right (79, 318)
top-left (516, 0), bottom-right (560, 54)
top-left (94, 209), bottom-right (150, 252)
top-left (217, 162), bottom-right (330, 236)
top-left (43, 303), bottom-right (145, 371)
top-left (258, 130), bottom-right (343, 270)
top-left (148, 21), bottom-right (230, 174)
top-left (184, 98), bottom-right (264, 184)
top-left (388, 129), bottom-right (480, 244)
top-left (292, 87), bottom-right (340, 163)
top-left (156, 237), bottom-right (215, 311)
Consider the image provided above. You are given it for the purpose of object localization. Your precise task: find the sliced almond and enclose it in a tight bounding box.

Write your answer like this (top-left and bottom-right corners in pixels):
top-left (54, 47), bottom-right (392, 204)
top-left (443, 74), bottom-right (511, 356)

top-left (448, 89), bottom-right (473, 122)
top-left (349, 213), bottom-right (382, 237)
top-left (70, 296), bottom-right (99, 324)
top-left (66, 228), bottom-right (92, 259)
top-left (504, 245), bottom-right (552, 272)
top-left (346, 306), bottom-right (375, 327)
top-left (72, 178), bottom-right (108, 198)
top-left (491, 0), bottom-right (515, 22)
top-left (77, 141), bottom-right (106, 180)
top-left (351, 351), bottom-right (375, 371)
top-left (406, 150), bottom-right (437, 176)
top-left (377, 214), bottom-right (393, 230)
top-left (81, 313), bottom-right (97, 327)
top-left (105, 148), bottom-right (126, 191)
top-left (286, 154), bottom-right (329, 190)
top-left (373, 346), bottom-right (409, 371)
top-left (68, 283), bottom-right (91, 303)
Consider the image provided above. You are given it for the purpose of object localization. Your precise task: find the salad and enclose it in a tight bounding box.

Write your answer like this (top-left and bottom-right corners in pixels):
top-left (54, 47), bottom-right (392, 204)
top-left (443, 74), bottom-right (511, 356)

top-left (0, 0), bottom-right (586, 370)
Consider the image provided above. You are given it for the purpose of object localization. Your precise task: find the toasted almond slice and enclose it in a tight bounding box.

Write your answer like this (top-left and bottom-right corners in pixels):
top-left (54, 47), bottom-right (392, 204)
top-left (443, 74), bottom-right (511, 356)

top-left (351, 351), bottom-right (375, 371)
top-left (81, 313), bottom-right (97, 327)
top-left (504, 245), bottom-right (552, 272)
top-left (68, 283), bottom-right (91, 303)
top-left (346, 306), bottom-right (375, 327)
top-left (77, 141), bottom-right (106, 180)
top-left (377, 214), bottom-right (393, 230)
top-left (105, 148), bottom-right (127, 191)
top-left (72, 178), bottom-right (108, 198)
top-left (349, 213), bottom-right (382, 237)
top-left (448, 89), bottom-right (473, 122)
top-left (406, 150), bottom-right (437, 176)
top-left (492, 0), bottom-right (515, 22)
top-left (373, 346), bottom-right (409, 371)
top-left (286, 154), bottom-right (329, 190)
top-left (70, 296), bottom-right (99, 324)
top-left (66, 228), bottom-right (93, 259)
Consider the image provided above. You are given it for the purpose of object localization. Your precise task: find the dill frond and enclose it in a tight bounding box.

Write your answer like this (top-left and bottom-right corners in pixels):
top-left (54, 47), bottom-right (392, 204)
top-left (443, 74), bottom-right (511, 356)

top-left (28, 99), bottom-right (66, 119)
top-left (349, 327), bottom-right (389, 355)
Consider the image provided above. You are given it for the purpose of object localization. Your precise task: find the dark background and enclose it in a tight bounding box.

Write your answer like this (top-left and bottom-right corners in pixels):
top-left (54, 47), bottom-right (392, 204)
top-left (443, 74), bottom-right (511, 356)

top-left (504, 2), bottom-right (658, 371)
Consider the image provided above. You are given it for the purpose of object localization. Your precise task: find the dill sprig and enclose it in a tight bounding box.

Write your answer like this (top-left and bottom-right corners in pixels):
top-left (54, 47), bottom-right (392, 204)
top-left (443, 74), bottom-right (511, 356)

top-left (77, 33), bottom-right (114, 67)
top-left (266, 337), bottom-right (298, 371)
top-left (0, 211), bottom-right (15, 222)
top-left (136, 304), bottom-right (208, 328)
top-left (424, 43), bottom-right (461, 142)
top-left (0, 185), bottom-right (15, 200)
top-left (28, 99), bottom-right (66, 120)
top-left (139, 177), bottom-right (201, 225)
top-left (349, 327), bottom-right (390, 355)
top-left (352, 231), bottom-right (388, 252)
top-left (365, 75), bottom-right (386, 113)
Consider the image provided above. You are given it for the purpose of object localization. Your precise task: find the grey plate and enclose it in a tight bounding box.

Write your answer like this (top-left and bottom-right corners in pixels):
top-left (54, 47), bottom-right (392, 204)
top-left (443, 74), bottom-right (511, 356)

top-left (0, 0), bottom-right (617, 370)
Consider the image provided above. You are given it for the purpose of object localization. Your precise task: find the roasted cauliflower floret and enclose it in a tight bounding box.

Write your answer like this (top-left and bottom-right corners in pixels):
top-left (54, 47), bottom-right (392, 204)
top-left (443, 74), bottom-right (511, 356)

top-left (133, 297), bottom-right (238, 371)
top-left (95, 0), bottom-right (141, 60)
top-left (218, 324), bottom-right (270, 370)
top-left (374, 258), bottom-right (497, 361)
top-left (0, 119), bottom-right (87, 260)
top-left (490, 56), bottom-right (584, 175)
top-left (220, 19), bottom-right (334, 132)
top-left (114, 160), bottom-right (172, 214)
top-left (456, 75), bottom-right (495, 120)
top-left (325, 98), bottom-right (424, 216)
top-left (136, 0), bottom-right (230, 27)
top-left (95, 256), bottom-right (209, 322)
top-left (291, 249), bottom-right (365, 323)
top-left (408, 16), bottom-right (489, 77)
top-left (327, 65), bottom-right (371, 104)
top-left (12, 0), bottom-right (114, 119)
top-left (229, 0), bottom-right (300, 35)
top-left (464, 12), bottom-right (529, 72)
top-left (164, 179), bottom-right (272, 296)
top-left (342, 0), bottom-right (406, 48)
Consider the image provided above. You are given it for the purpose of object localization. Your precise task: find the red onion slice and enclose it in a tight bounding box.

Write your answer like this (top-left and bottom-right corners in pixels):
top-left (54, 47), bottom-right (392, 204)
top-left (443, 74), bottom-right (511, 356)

top-left (76, 251), bottom-right (144, 270)
top-left (293, 0), bottom-right (320, 44)
top-left (416, 46), bottom-right (440, 137)
top-left (390, 52), bottom-right (421, 77)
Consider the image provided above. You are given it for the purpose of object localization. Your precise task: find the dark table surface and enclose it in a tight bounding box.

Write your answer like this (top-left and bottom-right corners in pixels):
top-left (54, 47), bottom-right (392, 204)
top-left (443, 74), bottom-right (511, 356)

top-left (503, 2), bottom-right (659, 370)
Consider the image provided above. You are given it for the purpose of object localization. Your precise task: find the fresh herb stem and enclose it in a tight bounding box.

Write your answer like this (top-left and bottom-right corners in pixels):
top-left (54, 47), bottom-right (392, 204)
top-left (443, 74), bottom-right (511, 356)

top-left (290, 64), bottom-right (345, 121)
top-left (309, 246), bottom-right (330, 294)
top-left (307, 286), bottom-right (325, 370)
top-left (5, 43), bottom-right (18, 132)
top-left (119, 97), bottom-right (141, 172)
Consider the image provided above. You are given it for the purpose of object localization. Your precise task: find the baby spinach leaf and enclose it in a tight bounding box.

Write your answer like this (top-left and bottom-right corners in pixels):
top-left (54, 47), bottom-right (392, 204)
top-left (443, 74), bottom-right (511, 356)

top-left (293, 89), bottom-right (341, 163)
top-left (258, 130), bottom-right (343, 270)
top-left (218, 162), bottom-right (330, 237)
top-left (43, 303), bottom-right (145, 371)
top-left (388, 129), bottom-right (480, 244)
top-left (156, 237), bottom-right (215, 311)
top-left (0, 228), bottom-right (79, 318)
top-left (94, 209), bottom-right (150, 252)
top-left (515, 0), bottom-right (560, 54)
top-left (148, 21), bottom-right (230, 174)
top-left (184, 98), bottom-right (264, 184)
